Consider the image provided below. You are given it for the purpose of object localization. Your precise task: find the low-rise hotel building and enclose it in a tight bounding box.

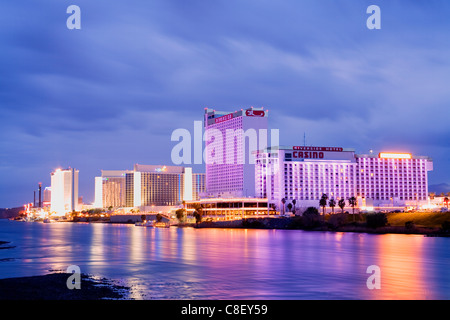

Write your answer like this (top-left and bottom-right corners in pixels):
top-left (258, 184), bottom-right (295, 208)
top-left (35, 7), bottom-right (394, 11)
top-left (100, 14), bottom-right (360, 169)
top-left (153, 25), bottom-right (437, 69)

top-left (184, 197), bottom-right (276, 220)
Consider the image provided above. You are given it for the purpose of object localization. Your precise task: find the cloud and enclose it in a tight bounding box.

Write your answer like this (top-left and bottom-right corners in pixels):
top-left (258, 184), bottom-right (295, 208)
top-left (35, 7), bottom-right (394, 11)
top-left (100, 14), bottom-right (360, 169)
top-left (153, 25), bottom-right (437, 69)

top-left (0, 0), bottom-right (450, 207)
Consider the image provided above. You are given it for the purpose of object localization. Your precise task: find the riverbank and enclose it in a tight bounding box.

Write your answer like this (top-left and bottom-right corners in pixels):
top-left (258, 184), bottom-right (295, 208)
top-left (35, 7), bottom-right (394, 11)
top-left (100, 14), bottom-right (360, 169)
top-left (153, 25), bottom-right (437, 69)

top-left (191, 213), bottom-right (450, 237)
top-left (7, 210), bottom-right (450, 237)
top-left (0, 272), bottom-right (131, 300)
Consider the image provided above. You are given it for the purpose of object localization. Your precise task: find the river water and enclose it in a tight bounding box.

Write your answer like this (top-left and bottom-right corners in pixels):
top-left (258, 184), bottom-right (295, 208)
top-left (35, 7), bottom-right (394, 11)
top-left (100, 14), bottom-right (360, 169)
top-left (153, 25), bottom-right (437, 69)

top-left (0, 219), bottom-right (448, 299)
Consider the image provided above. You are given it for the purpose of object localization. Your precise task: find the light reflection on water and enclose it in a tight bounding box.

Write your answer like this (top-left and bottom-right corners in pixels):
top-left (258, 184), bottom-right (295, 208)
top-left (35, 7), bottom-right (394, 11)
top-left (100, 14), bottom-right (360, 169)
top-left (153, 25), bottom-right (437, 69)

top-left (0, 220), bottom-right (449, 299)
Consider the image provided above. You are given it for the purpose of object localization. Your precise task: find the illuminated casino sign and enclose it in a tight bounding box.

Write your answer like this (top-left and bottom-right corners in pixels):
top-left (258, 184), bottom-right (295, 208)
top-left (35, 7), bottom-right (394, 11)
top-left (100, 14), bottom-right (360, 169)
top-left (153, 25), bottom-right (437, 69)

top-left (293, 151), bottom-right (325, 159)
top-left (286, 146), bottom-right (353, 161)
top-left (245, 109), bottom-right (265, 117)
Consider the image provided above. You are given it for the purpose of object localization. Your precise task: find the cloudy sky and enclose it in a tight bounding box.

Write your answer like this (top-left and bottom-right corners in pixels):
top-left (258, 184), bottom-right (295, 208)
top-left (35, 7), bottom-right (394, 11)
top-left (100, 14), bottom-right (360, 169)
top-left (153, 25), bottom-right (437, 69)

top-left (1, 0), bottom-right (449, 207)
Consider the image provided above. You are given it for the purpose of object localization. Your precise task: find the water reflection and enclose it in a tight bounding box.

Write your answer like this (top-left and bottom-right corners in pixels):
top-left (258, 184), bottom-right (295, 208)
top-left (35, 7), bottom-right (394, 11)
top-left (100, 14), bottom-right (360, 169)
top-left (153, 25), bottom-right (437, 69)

top-left (0, 220), bottom-right (448, 299)
top-left (371, 234), bottom-right (434, 299)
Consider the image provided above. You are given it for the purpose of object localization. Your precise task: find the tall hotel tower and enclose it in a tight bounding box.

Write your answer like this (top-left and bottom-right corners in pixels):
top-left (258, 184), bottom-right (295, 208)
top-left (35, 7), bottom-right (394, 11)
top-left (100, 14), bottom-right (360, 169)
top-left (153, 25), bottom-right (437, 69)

top-left (50, 167), bottom-right (79, 215)
top-left (204, 107), bottom-right (269, 198)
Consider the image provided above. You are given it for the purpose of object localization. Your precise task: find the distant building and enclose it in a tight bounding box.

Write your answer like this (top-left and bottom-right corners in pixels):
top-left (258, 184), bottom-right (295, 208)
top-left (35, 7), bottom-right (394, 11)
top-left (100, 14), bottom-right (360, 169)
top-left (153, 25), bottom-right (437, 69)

top-left (95, 164), bottom-right (205, 209)
top-left (94, 177), bottom-right (102, 208)
top-left (43, 187), bottom-right (51, 203)
top-left (94, 170), bottom-right (129, 209)
top-left (192, 170), bottom-right (206, 202)
top-left (43, 186), bottom-right (51, 207)
top-left (50, 168), bottom-right (79, 215)
top-left (126, 165), bottom-right (184, 207)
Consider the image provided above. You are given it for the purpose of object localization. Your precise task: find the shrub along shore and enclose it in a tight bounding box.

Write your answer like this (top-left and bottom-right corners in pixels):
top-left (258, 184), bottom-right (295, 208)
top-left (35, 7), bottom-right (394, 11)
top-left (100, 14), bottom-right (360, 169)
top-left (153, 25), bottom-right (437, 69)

top-left (191, 209), bottom-right (450, 237)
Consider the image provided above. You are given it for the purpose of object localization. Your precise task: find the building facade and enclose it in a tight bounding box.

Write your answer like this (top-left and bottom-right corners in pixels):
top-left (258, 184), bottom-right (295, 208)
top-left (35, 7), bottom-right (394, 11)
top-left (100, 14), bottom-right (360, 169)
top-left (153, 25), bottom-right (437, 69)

top-left (43, 186), bottom-right (51, 207)
top-left (96, 164), bottom-right (206, 209)
top-left (94, 170), bottom-right (129, 209)
top-left (255, 146), bottom-right (433, 212)
top-left (50, 168), bottom-right (79, 215)
top-left (355, 153), bottom-right (432, 208)
top-left (204, 107), bottom-right (269, 198)
top-left (184, 197), bottom-right (276, 220)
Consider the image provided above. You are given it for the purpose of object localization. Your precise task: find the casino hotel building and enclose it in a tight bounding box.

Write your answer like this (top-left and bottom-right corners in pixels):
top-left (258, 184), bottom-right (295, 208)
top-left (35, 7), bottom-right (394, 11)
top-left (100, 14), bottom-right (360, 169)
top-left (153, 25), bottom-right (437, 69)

top-left (255, 146), bottom-right (433, 212)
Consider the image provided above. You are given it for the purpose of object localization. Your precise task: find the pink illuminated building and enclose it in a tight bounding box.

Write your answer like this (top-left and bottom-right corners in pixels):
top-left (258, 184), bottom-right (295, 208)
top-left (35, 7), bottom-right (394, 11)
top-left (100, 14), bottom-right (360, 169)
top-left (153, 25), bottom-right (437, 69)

top-left (255, 146), bottom-right (433, 213)
top-left (204, 107), bottom-right (269, 198)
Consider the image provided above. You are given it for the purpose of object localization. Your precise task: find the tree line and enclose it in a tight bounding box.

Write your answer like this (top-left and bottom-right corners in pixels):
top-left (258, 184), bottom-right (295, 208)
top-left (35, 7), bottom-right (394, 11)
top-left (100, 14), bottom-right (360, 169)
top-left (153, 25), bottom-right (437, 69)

top-left (280, 194), bottom-right (358, 216)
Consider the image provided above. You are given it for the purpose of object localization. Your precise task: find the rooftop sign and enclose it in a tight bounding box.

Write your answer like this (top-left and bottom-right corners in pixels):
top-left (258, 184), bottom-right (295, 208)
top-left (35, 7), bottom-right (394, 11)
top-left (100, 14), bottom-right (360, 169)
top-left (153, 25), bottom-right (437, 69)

top-left (214, 113), bottom-right (234, 124)
top-left (245, 109), bottom-right (265, 117)
top-left (293, 146), bottom-right (343, 152)
top-left (379, 153), bottom-right (412, 159)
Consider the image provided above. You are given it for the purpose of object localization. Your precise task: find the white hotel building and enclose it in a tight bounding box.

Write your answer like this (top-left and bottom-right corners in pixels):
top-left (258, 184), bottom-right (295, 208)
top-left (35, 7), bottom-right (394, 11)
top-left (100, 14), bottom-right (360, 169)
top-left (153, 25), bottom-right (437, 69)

top-left (50, 167), bottom-right (79, 215)
top-left (255, 146), bottom-right (433, 212)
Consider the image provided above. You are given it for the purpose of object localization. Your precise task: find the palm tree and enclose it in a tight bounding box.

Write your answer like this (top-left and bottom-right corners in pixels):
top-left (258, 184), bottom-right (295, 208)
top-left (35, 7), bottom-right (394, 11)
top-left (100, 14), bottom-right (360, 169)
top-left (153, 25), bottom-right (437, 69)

top-left (192, 203), bottom-right (203, 224)
top-left (329, 198), bottom-right (336, 214)
top-left (292, 199), bottom-right (297, 215)
top-left (281, 198), bottom-right (286, 215)
top-left (193, 210), bottom-right (202, 225)
top-left (444, 197), bottom-right (449, 209)
top-left (319, 194), bottom-right (328, 216)
top-left (348, 196), bottom-right (357, 221)
top-left (338, 198), bottom-right (346, 214)
top-left (287, 203), bottom-right (293, 214)
top-left (175, 208), bottom-right (186, 223)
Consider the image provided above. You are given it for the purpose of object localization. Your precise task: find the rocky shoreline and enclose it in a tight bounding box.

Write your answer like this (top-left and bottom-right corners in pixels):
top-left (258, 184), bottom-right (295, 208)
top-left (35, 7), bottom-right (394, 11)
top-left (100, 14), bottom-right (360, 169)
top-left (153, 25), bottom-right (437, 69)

top-left (0, 272), bottom-right (131, 300)
top-left (0, 238), bottom-right (131, 300)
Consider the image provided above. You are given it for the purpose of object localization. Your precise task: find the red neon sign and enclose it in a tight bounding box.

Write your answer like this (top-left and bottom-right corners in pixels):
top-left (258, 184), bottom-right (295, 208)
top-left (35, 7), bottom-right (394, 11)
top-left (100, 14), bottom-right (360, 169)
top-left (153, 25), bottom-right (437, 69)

top-left (214, 113), bottom-right (234, 124)
top-left (293, 151), bottom-right (324, 159)
top-left (245, 109), bottom-right (265, 117)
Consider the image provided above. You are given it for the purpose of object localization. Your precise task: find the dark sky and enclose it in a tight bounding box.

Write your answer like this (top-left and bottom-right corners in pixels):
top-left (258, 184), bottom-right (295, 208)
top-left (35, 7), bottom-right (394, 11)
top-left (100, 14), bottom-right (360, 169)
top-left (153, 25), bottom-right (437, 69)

top-left (1, 0), bottom-right (449, 207)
